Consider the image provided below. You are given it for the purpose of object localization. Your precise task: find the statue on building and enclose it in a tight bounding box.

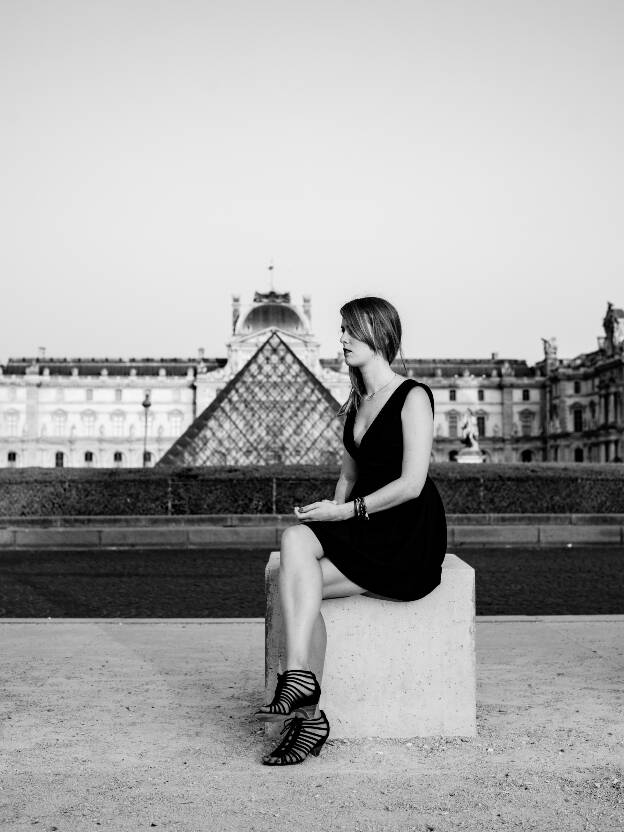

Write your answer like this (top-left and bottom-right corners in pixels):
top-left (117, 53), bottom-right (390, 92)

top-left (456, 408), bottom-right (483, 463)
top-left (460, 408), bottom-right (480, 449)
top-left (603, 302), bottom-right (624, 355)
top-left (541, 337), bottom-right (558, 361)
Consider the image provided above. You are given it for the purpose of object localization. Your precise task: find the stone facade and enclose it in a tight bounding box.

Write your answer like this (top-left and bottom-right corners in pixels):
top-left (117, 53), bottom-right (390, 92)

top-left (0, 293), bottom-right (622, 467)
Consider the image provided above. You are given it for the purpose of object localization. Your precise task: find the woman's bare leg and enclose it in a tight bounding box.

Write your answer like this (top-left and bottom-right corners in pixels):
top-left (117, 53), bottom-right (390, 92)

top-left (279, 525), bottom-right (324, 671)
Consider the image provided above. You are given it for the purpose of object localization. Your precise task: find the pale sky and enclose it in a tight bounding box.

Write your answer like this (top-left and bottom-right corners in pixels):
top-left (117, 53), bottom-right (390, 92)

top-left (1, 0), bottom-right (623, 365)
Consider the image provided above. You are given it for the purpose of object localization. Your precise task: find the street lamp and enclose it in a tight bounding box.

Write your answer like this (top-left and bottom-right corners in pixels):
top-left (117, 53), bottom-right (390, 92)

top-left (142, 391), bottom-right (151, 467)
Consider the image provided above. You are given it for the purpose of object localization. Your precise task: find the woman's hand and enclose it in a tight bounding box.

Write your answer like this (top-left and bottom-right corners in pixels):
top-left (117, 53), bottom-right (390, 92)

top-left (294, 499), bottom-right (348, 522)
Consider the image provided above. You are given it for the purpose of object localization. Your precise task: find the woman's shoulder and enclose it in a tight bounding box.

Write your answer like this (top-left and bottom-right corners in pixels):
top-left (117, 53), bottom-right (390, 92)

top-left (398, 378), bottom-right (435, 416)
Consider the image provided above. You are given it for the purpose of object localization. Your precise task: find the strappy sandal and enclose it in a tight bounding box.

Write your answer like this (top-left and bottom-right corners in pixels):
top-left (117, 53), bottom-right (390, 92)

top-left (262, 710), bottom-right (330, 766)
top-left (254, 669), bottom-right (321, 722)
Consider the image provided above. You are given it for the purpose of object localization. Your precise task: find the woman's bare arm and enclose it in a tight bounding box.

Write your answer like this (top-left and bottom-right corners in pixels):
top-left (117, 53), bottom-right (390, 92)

top-left (333, 447), bottom-right (358, 504)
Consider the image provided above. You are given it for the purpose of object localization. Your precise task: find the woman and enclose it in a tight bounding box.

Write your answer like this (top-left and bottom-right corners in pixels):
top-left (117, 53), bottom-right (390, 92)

top-left (255, 296), bottom-right (447, 765)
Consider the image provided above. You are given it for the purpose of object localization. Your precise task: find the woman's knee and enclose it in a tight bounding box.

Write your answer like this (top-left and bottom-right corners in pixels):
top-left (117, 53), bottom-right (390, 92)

top-left (280, 524), bottom-right (322, 562)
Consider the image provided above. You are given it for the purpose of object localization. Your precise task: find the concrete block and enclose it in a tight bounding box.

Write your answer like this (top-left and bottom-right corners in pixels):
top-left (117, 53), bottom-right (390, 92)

top-left (0, 529), bottom-right (15, 546)
top-left (14, 528), bottom-right (100, 547)
top-left (264, 551), bottom-right (476, 739)
top-left (453, 525), bottom-right (539, 544)
top-left (100, 528), bottom-right (188, 547)
top-left (188, 526), bottom-right (278, 546)
top-left (539, 525), bottom-right (622, 544)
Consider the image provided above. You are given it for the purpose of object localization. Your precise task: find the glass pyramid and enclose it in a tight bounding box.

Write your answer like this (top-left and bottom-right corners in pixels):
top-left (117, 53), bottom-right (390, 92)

top-left (159, 332), bottom-right (344, 466)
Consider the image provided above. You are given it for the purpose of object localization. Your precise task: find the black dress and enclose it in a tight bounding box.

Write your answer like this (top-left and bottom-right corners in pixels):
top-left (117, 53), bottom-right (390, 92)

top-left (303, 378), bottom-right (447, 601)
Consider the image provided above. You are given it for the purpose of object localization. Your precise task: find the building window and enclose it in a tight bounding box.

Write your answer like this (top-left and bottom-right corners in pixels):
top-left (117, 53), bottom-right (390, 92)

top-left (573, 408), bottom-right (583, 433)
top-left (112, 411), bottom-right (125, 437)
top-left (7, 451), bottom-right (17, 467)
top-left (448, 412), bottom-right (458, 439)
top-left (574, 447), bottom-right (584, 462)
top-left (84, 451), bottom-right (94, 467)
top-left (573, 381), bottom-right (581, 394)
top-left (520, 410), bottom-right (533, 437)
top-left (522, 389), bottom-right (530, 401)
top-left (169, 410), bottom-right (183, 435)
top-left (82, 411), bottom-right (96, 436)
top-left (6, 410), bottom-right (19, 437)
top-left (52, 410), bottom-right (67, 436)
top-left (449, 389), bottom-right (456, 402)
top-left (86, 388), bottom-right (93, 402)
top-left (143, 451), bottom-right (153, 465)
top-left (115, 388), bottom-right (123, 402)
top-left (520, 450), bottom-right (533, 463)
top-left (589, 400), bottom-right (596, 420)
top-left (476, 415), bottom-right (486, 437)
top-left (448, 450), bottom-right (458, 462)
top-left (113, 451), bottom-right (123, 467)
top-left (477, 389), bottom-right (484, 402)
top-left (55, 451), bottom-right (64, 468)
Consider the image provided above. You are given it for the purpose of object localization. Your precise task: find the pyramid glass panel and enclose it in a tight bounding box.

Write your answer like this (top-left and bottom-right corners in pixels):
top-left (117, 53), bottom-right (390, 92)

top-left (159, 333), bottom-right (344, 466)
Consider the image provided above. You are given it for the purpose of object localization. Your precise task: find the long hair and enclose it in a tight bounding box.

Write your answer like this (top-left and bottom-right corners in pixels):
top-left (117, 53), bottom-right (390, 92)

top-left (338, 296), bottom-right (407, 416)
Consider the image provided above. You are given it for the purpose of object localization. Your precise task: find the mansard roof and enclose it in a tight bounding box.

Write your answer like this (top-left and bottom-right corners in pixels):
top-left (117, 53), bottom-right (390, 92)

top-left (1, 357), bottom-right (226, 377)
top-left (320, 356), bottom-right (537, 379)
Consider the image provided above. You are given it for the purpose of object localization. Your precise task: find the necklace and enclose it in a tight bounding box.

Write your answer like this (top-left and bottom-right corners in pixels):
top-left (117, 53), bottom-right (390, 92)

top-left (364, 374), bottom-right (397, 400)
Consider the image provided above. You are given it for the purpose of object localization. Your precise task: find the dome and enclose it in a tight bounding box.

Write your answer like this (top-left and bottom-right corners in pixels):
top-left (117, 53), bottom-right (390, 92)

top-left (239, 303), bottom-right (305, 334)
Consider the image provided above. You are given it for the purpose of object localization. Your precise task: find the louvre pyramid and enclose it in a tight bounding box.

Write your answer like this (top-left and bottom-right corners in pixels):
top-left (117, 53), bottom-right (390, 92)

top-left (158, 332), bottom-right (345, 466)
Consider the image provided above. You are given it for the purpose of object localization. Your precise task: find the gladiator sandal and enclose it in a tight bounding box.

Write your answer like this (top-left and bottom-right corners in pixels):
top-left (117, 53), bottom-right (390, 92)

top-left (254, 669), bottom-right (321, 722)
top-left (262, 710), bottom-right (330, 766)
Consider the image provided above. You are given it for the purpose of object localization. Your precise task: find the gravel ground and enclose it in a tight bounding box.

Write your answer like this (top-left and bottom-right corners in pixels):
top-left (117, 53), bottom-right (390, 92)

top-left (0, 546), bottom-right (622, 617)
top-left (1, 619), bottom-right (623, 831)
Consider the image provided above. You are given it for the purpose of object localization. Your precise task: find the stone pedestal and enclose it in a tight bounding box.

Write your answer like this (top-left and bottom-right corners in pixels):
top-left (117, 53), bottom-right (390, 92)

top-left (457, 447), bottom-right (484, 463)
top-left (263, 552), bottom-right (476, 739)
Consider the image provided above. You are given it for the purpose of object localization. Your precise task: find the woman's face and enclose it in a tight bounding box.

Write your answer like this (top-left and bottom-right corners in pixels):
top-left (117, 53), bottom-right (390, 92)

top-left (340, 318), bottom-right (375, 367)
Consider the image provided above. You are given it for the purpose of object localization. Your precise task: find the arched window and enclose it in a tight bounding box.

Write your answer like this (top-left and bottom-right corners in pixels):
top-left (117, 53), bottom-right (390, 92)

top-left (574, 447), bottom-right (584, 462)
top-left (520, 449), bottom-right (533, 462)
top-left (55, 451), bottom-right (64, 468)
top-left (7, 451), bottom-right (17, 467)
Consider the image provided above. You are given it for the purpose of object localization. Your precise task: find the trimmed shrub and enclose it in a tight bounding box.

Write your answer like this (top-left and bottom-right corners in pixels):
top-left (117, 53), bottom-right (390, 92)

top-left (0, 463), bottom-right (623, 516)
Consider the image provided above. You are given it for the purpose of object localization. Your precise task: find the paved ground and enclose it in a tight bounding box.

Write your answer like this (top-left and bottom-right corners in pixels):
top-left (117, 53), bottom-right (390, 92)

top-left (1, 546), bottom-right (623, 616)
top-left (1, 617), bottom-right (623, 832)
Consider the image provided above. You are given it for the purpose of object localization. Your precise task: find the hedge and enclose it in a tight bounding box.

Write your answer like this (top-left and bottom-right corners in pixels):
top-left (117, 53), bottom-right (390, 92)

top-left (0, 463), bottom-right (623, 516)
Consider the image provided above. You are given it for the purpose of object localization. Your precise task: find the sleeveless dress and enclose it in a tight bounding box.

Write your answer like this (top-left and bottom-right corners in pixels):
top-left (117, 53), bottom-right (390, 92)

top-left (302, 378), bottom-right (447, 601)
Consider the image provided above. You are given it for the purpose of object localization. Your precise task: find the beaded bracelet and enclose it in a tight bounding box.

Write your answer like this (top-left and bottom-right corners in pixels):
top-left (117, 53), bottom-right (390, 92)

top-left (353, 496), bottom-right (370, 520)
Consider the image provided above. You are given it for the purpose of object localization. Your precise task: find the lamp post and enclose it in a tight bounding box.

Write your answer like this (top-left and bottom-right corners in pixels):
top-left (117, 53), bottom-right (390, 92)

top-left (142, 391), bottom-right (151, 467)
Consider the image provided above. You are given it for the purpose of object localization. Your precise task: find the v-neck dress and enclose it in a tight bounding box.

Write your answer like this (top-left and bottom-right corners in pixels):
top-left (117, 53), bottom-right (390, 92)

top-left (302, 378), bottom-right (447, 601)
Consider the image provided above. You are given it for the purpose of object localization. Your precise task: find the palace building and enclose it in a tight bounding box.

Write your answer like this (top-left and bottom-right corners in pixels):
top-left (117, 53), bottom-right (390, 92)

top-left (0, 293), bottom-right (622, 467)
